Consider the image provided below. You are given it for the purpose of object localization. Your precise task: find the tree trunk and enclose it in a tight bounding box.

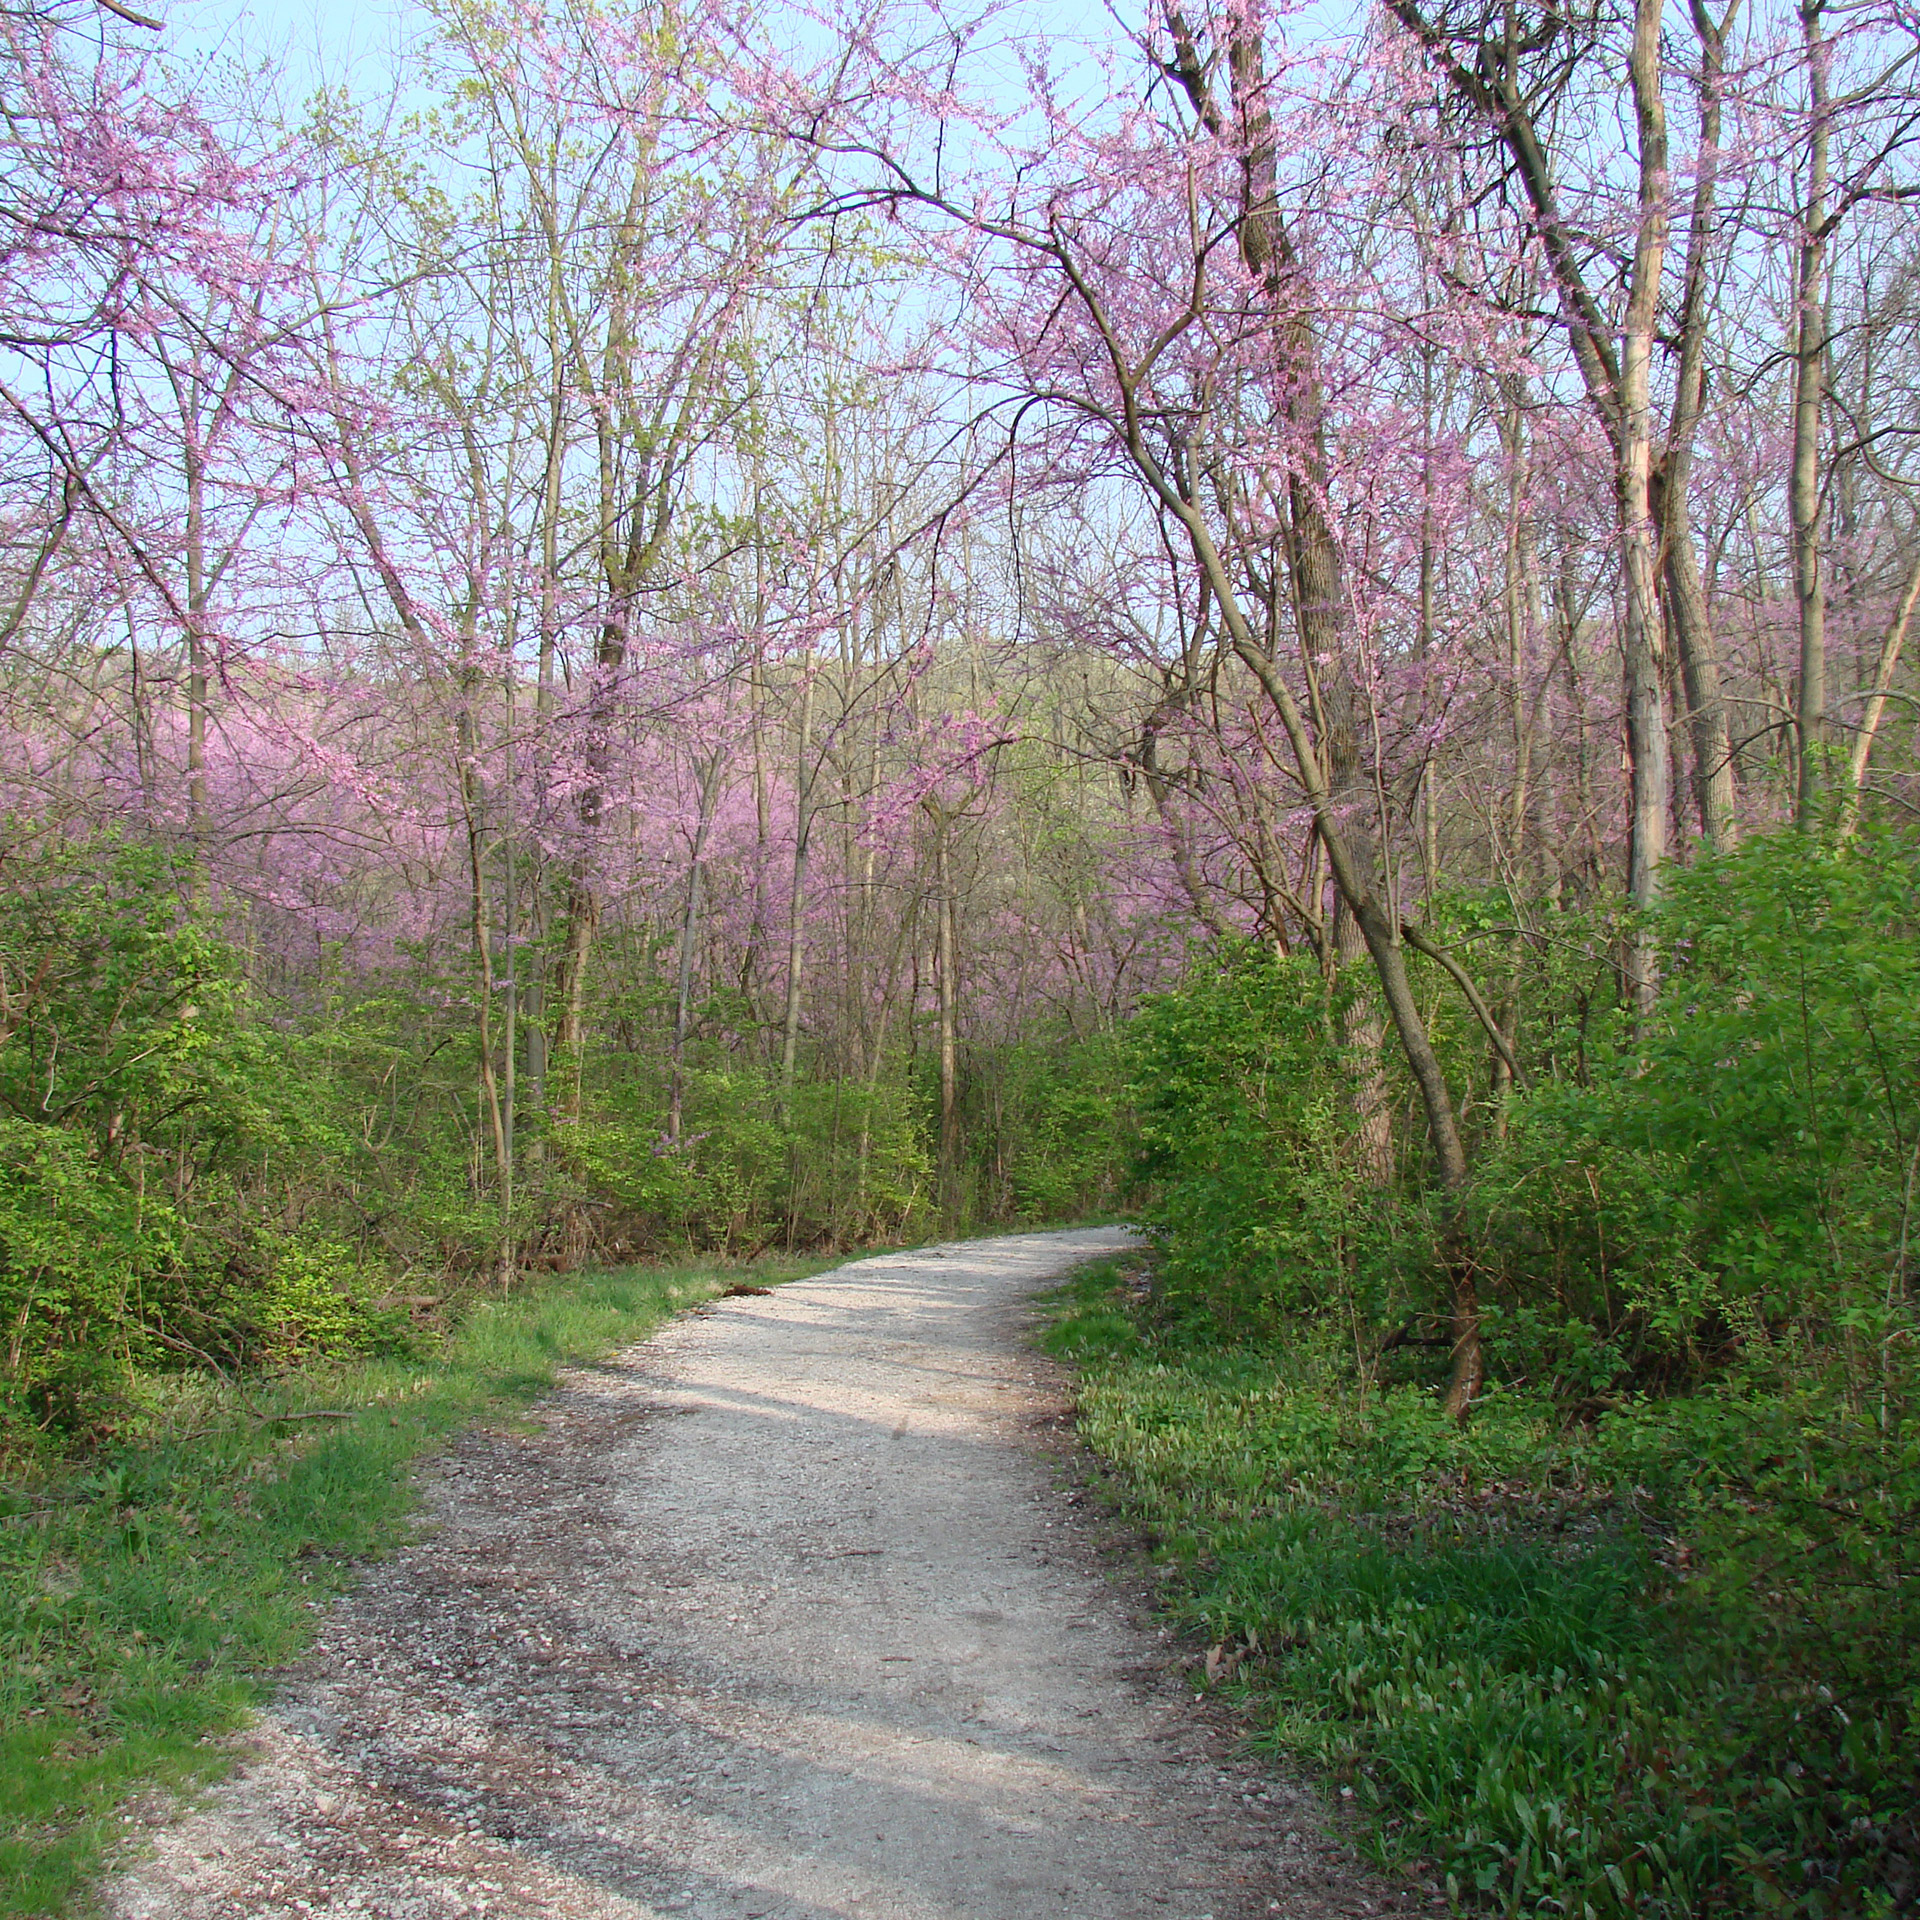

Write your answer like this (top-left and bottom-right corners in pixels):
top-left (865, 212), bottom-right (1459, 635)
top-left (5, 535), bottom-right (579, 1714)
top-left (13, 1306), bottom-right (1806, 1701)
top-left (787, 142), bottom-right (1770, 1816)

top-left (458, 702), bottom-right (511, 1229)
top-left (1140, 718), bottom-right (1236, 944)
top-left (934, 820), bottom-right (960, 1215)
top-left (1384, 0), bottom-right (1675, 999)
top-left (1842, 550), bottom-right (1920, 835)
top-left (500, 674), bottom-right (519, 1283)
top-left (1661, 0), bottom-right (1741, 854)
top-left (1165, 7), bottom-right (1480, 1407)
top-left (1792, 0), bottom-right (1832, 826)
top-left (522, 349), bottom-right (567, 1138)
top-left (184, 443), bottom-right (210, 855)
top-left (778, 670), bottom-right (816, 1119)
top-left (668, 752), bottom-right (725, 1141)
top-left (1620, 0), bottom-right (1674, 1016)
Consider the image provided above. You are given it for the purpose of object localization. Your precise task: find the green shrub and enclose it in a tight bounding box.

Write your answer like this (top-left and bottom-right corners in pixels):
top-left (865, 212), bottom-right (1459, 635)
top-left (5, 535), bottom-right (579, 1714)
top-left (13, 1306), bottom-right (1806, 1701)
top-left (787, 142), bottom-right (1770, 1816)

top-left (1058, 828), bottom-right (1920, 1918)
top-left (962, 1032), bottom-right (1133, 1224)
top-left (1127, 948), bottom-right (1384, 1329)
top-left (0, 1118), bottom-right (166, 1434)
top-left (1463, 826), bottom-right (1920, 1389)
top-left (0, 843), bottom-right (410, 1439)
top-left (1048, 1262), bottom-right (1918, 1918)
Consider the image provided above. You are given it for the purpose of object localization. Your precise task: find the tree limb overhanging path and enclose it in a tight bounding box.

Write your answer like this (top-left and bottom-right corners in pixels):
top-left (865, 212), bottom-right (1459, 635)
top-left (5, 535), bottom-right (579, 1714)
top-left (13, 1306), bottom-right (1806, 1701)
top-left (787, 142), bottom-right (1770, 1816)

top-left (108, 1231), bottom-right (1427, 1920)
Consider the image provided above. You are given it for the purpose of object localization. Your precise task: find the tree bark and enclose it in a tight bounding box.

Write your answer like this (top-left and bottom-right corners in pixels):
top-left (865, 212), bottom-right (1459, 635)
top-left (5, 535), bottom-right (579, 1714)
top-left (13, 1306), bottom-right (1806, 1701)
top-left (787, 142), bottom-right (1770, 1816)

top-left (1170, 10), bottom-right (1401, 1186)
top-left (1661, 0), bottom-right (1742, 855)
top-left (668, 751), bottom-right (725, 1141)
top-left (1842, 549), bottom-right (1920, 834)
top-left (1792, 0), bottom-right (1832, 826)
top-left (1620, 0), bottom-right (1674, 1014)
top-left (779, 669), bottom-right (816, 1117)
top-left (1384, 0), bottom-right (1677, 997)
top-left (1165, 6), bottom-right (1479, 1407)
top-left (934, 816), bottom-right (960, 1213)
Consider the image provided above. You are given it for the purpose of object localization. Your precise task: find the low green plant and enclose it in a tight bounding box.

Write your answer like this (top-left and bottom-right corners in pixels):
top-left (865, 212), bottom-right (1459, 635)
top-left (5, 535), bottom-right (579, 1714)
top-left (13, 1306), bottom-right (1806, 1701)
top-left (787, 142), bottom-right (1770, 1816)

top-left (0, 1250), bottom-right (833, 1918)
top-left (1126, 949), bottom-right (1384, 1332)
top-left (1043, 1258), bottom-right (1918, 1918)
top-left (1451, 825), bottom-right (1920, 1393)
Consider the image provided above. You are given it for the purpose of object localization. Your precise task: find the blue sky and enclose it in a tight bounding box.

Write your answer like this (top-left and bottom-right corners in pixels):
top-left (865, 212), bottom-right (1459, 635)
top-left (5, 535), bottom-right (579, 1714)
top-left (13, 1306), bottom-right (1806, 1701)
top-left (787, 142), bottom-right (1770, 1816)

top-left (143, 0), bottom-right (1367, 149)
top-left (155, 0), bottom-right (433, 102)
top-left (153, 0), bottom-right (1153, 102)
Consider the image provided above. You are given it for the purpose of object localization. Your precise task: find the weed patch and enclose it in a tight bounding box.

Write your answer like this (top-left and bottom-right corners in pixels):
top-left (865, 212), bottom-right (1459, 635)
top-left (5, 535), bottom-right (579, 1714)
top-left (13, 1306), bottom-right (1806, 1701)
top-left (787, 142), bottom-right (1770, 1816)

top-left (0, 1253), bottom-right (834, 1918)
top-left (1043, 1259), bottom-right (1918, 1918)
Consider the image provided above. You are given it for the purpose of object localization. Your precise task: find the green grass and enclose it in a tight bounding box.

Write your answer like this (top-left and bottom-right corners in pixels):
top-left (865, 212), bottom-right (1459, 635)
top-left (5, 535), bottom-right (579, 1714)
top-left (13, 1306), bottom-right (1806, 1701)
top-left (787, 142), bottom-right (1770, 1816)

top-left (1040, 1259), bottom-right (1918, 1919)
top-left (0, 1251), bottom-right (839, 1918)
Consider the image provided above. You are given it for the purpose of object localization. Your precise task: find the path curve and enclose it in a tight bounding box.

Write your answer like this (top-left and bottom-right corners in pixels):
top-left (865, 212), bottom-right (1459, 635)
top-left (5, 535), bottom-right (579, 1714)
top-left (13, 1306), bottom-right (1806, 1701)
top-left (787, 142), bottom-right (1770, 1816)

top-left (108, 1229), bottom-right (1417, 1920)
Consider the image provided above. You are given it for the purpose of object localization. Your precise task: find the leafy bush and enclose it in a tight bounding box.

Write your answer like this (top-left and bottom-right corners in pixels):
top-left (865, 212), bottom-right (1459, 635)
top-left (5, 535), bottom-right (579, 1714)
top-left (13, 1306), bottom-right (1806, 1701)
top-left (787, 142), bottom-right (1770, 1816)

top-left (572, 1064), bottom-right (936, 1252)
top-left (0, 843), bottom-right (402, 1439)
top-left (1127, 949), bottom-right (1382, 1328)
top-left (1465, 826), bottom-right (1920, 1393)
top-left (0, 1118), bottom-right (163, 1432)
top-left (962, 1033), bottom-right (1133, 1224)
top-left (1060, 828), bottom-right (1920, 1917)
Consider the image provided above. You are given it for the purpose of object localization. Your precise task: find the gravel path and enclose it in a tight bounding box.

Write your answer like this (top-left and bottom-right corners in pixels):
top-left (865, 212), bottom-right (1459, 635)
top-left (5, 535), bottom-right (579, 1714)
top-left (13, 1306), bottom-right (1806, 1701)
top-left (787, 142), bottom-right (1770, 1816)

top-left (106, 1229), bottom-right (1428, 1920)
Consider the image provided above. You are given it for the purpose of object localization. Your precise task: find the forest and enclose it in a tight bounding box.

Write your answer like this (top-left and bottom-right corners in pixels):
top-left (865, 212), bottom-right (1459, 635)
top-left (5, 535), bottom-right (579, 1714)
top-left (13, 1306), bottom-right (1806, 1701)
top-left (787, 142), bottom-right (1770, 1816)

top-left (0, 0), bottom-right (1917, 1909)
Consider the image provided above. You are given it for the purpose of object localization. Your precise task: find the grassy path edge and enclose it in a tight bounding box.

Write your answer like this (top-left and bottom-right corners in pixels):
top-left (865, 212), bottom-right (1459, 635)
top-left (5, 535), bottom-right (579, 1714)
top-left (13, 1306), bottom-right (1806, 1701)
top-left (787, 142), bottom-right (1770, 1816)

top-left (1, 1252), bottom-right (843, 1918)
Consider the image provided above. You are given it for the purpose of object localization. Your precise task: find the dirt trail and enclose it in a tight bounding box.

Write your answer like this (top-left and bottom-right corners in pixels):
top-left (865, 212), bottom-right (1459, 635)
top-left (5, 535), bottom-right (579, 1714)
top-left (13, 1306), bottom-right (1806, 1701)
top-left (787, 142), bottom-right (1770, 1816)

top-left (107, 1228), bottom-right (1426, 1920)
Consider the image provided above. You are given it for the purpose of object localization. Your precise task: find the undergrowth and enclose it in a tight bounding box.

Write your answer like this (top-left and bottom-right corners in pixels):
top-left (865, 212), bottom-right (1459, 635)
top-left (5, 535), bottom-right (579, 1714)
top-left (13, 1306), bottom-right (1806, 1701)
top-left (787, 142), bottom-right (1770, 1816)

top-left (0, 1251), bottom-right (835, 1918)
top-left (1042, 1257), bottom-right (1918, 1919)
